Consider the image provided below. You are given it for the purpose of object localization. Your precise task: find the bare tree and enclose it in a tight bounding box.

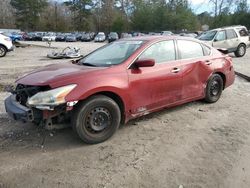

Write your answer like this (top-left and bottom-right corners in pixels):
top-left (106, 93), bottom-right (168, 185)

top-left (0, 0), bottom-right (15, 28)
top-left (209, 0), bottom-right (236, 16)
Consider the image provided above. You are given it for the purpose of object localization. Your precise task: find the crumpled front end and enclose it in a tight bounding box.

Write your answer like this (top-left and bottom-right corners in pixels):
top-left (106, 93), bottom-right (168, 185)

top-left (4, 84), bottom-right (74, 129)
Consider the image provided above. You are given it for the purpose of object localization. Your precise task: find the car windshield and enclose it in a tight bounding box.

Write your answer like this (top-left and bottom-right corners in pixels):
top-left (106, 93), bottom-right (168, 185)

top-left (97, 34), bottom-right (104, 37)
top-left (197, 30), bottom-right (217, 41)
top-left (110, 33), bottom-right (118, 37)
top-left (79, 40), bottom-right (144, 67)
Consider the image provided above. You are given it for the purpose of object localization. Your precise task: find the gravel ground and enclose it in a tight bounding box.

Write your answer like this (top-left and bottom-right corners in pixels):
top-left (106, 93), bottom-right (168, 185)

top-left (0, 42), bottom-right (250, 188)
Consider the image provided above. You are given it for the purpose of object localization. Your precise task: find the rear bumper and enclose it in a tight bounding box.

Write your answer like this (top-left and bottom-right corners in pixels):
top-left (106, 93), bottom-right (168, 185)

top-left (4, 95), bottom-right (33, 122)
top-left (225, 67), bottom-right (235, 88)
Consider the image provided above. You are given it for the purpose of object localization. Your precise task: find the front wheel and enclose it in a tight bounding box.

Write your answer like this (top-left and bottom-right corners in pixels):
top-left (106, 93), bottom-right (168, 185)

top-left (72, 95), bottom-right (121, 144)
top-left (234, 44), bottom-right (246, 57)
top-left (204, 74), bottom-right (223, 103)
top-left (0, 45), bottom-right (7, 57)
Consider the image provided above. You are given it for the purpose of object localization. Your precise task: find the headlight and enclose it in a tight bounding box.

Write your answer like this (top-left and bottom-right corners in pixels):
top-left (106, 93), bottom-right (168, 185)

top-left (27, 84), bottom-right (77, 107)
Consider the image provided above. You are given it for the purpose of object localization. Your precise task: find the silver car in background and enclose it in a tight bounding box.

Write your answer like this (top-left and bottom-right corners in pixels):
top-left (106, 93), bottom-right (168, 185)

top-left (197, 25), bottom-right (250, 57)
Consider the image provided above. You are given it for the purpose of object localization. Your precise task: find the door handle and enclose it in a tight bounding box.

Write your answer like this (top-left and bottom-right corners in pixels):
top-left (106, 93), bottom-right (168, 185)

top-left (171, 67), bottom-right (180, 73)
top-left (205, 60), bottom-right (212, 65)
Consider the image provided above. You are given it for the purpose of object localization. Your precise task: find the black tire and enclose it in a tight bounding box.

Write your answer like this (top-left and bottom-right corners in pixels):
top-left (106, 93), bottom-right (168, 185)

top-left (234, 44), bottom-right (246, 57)
top-left (72, 95), bottom-right (121, 144)
top-left (0, 45), bottom-right (7, 57)
top-left (204, 74), bottom-right (224, 103)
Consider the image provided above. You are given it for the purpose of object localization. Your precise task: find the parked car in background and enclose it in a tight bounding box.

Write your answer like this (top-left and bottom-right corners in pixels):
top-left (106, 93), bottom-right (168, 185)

top-left (76, 33), bottom-right (83, 41)
top-left (55, 34), bottom-right (66, 42)
top-left (0, 32), bottom-right (14, 57)
top-left (132, 32), bottom-right (145, 37)
top-left (66, 34), bottom-right (77, 42)
top-left (121, 33), bottom-right (132, 38)
top-left (94, 32), bottom-right (106, 42)
top-left (22, 32), bottom-right (35, 41)
top-left (179, 33), bottom-right (198, 38)
top-left (4, 36), bottom-right (235, 144)
top-left (32, 32), bottom-right (44, 41)
top-left (108, 32), bottom-right (119, 43)
top-left (161, 31), bottom-right (173, 36)
top-left (197, 25), bottom-right (250, 57)
top-left (81, 33), bottom-right (92, 42)
top-left (2, 32), bottom-right (22, 42)
top-left (42, 33), bottom-right (56, 41)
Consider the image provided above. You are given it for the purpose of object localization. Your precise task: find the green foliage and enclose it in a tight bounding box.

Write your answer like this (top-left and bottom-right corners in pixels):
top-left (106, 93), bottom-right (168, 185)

top-left (10, 0), bottom-right (48, 30)
top-left (112, 16), bottom-right (126, 33)
top-left (7, 0), bottom-right (250, 32)
top-left (64, 0), bottom-right (92, 31)
top-left (131, 0), bottom-right (197, 32)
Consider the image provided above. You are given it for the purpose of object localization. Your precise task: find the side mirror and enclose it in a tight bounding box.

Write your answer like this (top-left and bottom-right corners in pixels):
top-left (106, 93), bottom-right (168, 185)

top-left (71, 59), bottom-right (79, 64)
top-left (217, 48), bottom-right (228, 54)
top-left (134, 59), bottom-right (155, 68)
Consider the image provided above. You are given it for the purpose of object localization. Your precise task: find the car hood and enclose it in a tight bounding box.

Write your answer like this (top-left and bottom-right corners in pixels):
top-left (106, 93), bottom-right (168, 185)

top-left (16, 62), bottom-right (106, 87)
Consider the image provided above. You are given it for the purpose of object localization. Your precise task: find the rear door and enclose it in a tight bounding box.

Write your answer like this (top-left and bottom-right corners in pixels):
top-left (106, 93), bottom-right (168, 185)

top-left (225, 29), bottom-right (239, 51)
top-left (127, 40), bottom-right (183, 115)
top-left (176, 40), bottom-right (214, 100)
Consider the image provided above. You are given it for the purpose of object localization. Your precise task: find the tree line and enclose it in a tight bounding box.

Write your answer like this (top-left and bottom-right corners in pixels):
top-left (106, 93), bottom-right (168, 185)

top-left (0, 0), bottom-right (249, 32)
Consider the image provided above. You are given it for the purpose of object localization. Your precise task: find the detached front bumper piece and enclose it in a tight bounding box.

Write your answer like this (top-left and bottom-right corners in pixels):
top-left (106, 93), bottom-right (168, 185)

top-left (4, 95), bottom-right (33, 122)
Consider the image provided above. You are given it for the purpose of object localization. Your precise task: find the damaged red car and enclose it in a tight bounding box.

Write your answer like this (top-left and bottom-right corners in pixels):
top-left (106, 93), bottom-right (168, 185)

top-left (5, 36), bottom-right (235, 144)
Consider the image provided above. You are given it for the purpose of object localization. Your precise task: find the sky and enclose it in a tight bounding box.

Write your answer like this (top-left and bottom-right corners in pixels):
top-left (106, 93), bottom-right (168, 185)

top-left (190, 0), bottom-right (250, 14)
top-left (56, 0), bottom-right (250, 14)
top-left (190, 0), bottom-right (212, 14)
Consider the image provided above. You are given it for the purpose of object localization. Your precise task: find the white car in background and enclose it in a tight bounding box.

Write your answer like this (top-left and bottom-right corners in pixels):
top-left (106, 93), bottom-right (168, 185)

top-left (0, 32), bottom-right (14, 57)
top-left (42, 32), bottom-right (56, 41)
top-left (198, 25), bottom-right (250, 57)
top-left (94, 32), bottom-right (106, 42)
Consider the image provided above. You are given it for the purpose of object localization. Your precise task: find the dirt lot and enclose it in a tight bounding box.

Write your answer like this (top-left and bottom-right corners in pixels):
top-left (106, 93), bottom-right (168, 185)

top-left (0, 41), bottom-right (250, 188)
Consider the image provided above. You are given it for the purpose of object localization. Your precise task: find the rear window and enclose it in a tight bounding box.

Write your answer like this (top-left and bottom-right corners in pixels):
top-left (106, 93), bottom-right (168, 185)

top-left (236, 28), bottom-right (249, 36)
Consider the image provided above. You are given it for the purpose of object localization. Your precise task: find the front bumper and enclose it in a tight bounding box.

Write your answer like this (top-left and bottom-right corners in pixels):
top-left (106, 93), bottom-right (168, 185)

top-left (8, 45), bottom-right (14, 52)
top-left (4, 95), bottom-right (33, 122)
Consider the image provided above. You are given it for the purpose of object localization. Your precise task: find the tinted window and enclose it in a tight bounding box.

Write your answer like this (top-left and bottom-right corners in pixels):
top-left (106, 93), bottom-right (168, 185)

top-left (215, 31), bottom-right (226, 41)
top-left (177, 40), bottom-right (204, 59)
top-left (226, 29), bottom-right (237, 39)
top-left (197, 30), bottom-right (217, 41)
top-left (237, 28), bottom-right (248, 36)
top-left (139, 40), bottom-right (176, 63)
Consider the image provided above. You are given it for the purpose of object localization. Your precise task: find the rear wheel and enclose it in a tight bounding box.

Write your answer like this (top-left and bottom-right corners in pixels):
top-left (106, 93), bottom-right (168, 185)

top-left (234, 44), bottom-right (246, 57)
top-left (204, 74), bottom-right (223, 103)
top-left (0, 45), bottom-right (7, 57)
top-left (72, 95), bottom-right (121, 144)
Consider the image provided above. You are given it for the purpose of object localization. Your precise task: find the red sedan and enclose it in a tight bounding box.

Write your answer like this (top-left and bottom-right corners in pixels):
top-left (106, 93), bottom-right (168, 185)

top-left (5, 36), bottom-right (235, 144)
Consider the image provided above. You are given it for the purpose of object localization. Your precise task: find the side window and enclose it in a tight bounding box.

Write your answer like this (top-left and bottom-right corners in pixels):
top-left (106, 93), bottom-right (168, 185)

top-left (226, 29), bottom-right (237, 39)
top-left (139, 40), bottom-right (176, 63)
top-left (215, 31), bottom-right (226, 41)
top-left (177, 40), bottom-right (204, 59)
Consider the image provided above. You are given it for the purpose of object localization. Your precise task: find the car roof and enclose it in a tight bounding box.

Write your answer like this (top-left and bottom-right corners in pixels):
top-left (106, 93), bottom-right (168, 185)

top-left (210, 25), bottom-right (247, 32)
top-left (120, 35), bottom-right (201, 43)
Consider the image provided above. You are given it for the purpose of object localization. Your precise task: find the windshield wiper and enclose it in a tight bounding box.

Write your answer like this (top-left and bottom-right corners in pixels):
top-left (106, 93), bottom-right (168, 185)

top-left (81, 62), bottom-right (97, 67)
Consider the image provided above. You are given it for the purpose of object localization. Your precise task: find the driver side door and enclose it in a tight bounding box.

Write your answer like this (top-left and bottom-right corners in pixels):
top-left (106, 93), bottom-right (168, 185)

top-left (212, 30), bottom-right (227, 48)
top-left (127, 40), bottom-right (183, 116)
